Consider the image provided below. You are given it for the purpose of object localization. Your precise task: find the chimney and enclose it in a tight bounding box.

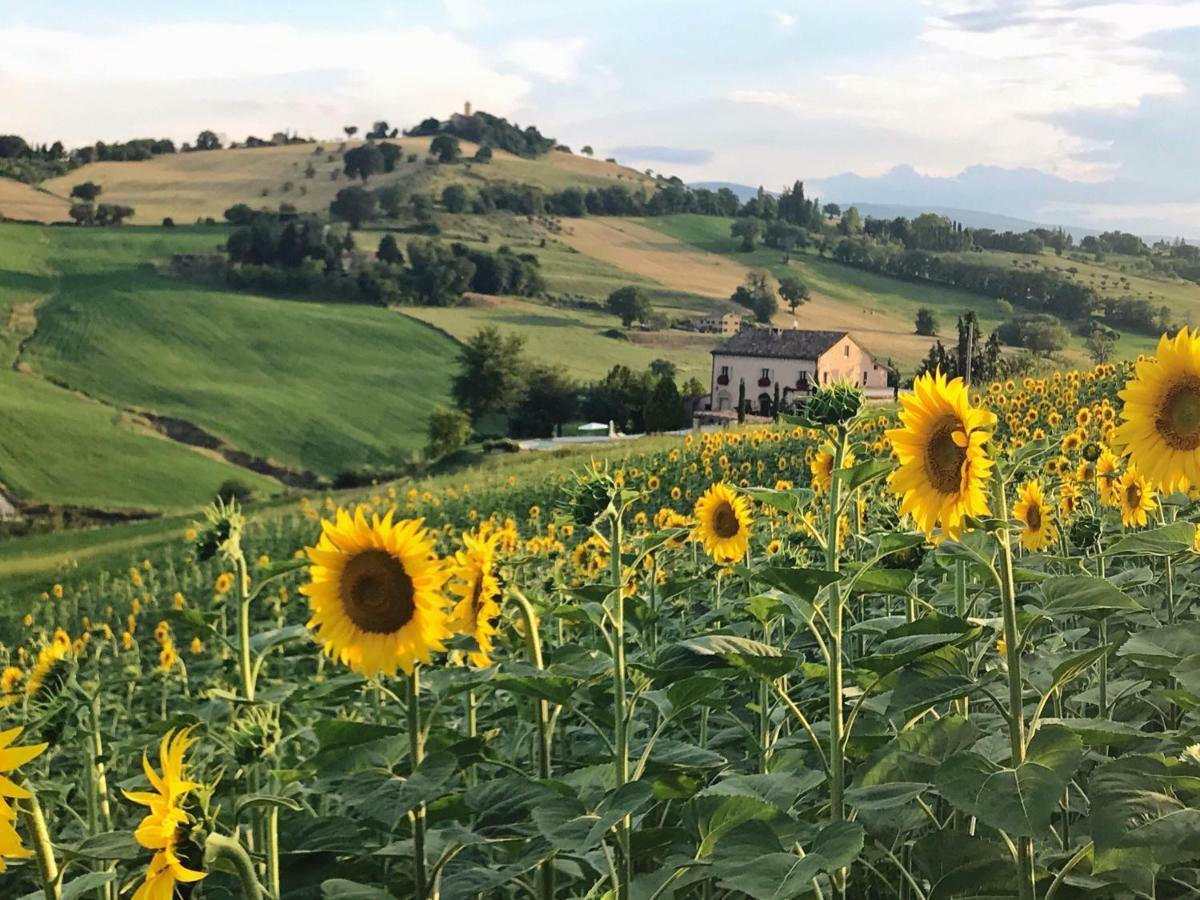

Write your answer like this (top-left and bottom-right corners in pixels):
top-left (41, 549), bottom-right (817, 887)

top-left (464, 100), bottom-right (472, 116)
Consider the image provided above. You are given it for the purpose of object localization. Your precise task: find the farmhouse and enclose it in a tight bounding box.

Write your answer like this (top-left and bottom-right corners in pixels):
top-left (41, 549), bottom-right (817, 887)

top-left (707, 328), bottom-right (891, 416)
top-left (689, 312), bottom-right (743, 335)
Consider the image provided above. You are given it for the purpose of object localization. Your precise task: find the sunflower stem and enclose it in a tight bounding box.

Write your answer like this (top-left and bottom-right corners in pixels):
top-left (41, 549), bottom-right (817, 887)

top-left (407, 666), bottom-right (429, 899)
top-left (953, 560), bottom-right (970, 719)
top-left (1096, 553), bottom-right (1108, 718)
top-left (508, 587), bottom-right (555, 900)
top-left (825, 425), bottom-right (848, 900)
top-left (609, 504), bottom-right (632, 900)
top-left (990, 471), bottom-right (1037, 900)
top-left (21, 787), bottom-right (60, 900)
top-left (205, 832), bottom-right (268, 899)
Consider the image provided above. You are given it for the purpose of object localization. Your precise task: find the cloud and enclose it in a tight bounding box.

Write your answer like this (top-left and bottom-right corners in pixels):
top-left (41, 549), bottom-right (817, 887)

top-left (500, 37), bottom-right (589, 84)
top-left (728, 0), bottom-right (1200, 180)
top-left (0, 22), bottom-right (534, 145)
top-left (771, 10), bottom-right (797, 30)
top-left (610, 145), bottom-right (713, 165)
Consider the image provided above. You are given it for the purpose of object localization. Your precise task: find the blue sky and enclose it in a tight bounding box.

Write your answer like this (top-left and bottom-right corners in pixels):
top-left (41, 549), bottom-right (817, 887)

top-left (2, 1), bottom-right (1198, 234)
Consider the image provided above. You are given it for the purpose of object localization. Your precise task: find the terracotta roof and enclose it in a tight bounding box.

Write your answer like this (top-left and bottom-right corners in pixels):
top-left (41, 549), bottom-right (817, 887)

top-left (712, 329), bottom-right (850, 360)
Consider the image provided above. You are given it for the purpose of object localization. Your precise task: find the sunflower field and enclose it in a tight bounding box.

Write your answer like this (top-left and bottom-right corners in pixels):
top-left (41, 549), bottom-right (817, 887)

top-left (5, 329), bottom-right (1200, 900)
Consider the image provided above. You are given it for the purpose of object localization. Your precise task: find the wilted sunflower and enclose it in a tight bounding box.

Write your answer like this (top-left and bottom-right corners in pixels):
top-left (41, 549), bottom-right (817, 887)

top-left (302, 508), bottom-right (452, 677)
top-left (1115, 327), bottom-right (1200, 491)
top-left (886, 371), bottom-right (997, 541)
top-left (1011, 480), bottom-right (1058, 551)
top-left (693, 483), bottom-right (753, 563)
top-left (447, 526), bottom-right (503, 668)
top-left (0, 726), bottom-right (49, 872)
top-left (1116, 467), bottom-right (1157, 528)
top-left (123, 728), bottom-right (205, 900)
top-left (25, 639), bottom-right (71, 701)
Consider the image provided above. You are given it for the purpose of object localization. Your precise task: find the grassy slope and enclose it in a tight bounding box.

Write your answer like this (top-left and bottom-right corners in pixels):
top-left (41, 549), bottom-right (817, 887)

top-left (0, 178), bottom-right (70, 223)
top-left (42, 139), bottom-right (653, 225)
top-left (0, 224), bottom-right (279, 509)
top-left (19, 225), bottom-right (461, 477)
top-left (0, 432), bottom-right (683, 591)
top-left (640, 214), bottom-right (1145, 371)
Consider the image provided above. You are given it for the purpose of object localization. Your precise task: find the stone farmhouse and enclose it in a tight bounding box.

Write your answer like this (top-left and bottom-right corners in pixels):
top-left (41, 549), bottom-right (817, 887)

top-left (705, 328), bottom-right (892, 416)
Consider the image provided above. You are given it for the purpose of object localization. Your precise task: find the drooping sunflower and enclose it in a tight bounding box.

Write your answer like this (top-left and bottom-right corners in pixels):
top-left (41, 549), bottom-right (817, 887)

top-left (1115, 327), bottom-right (1200, 491)
top-left (447, 526), bottom-right (503, 669)
top-left (123, 728), bottom-right (205, 900)
top-left (886, 371), bottom-right (997, 541)
top-left (1116, 467), bottom-right (1157, 528)
top-left (693, 482), bottom-right (753, 563)
top-left (302, 508), bottom-right (452, 677)
top-left (25, 639), bottom-right (71, 702)
top-left (1011, 480), bottom-right (1058, 551)
top-left (0, 727), bottom-right (48, 872)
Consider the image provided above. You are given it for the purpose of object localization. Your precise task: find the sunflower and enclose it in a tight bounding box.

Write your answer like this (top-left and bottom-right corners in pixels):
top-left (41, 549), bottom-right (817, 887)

top-left (693, 483), bottom-right (753, 563)
top-left (301, 508), bottom-right (452, 677)
top-left (1011, 480), bottom-right (1058, 551)
top-left (447, 526), bottom-right (503, 668)
top-left (25, 639), bottom-right (71, 701)
top-left (1115, 327), bottom-right (1200, 491)
top-left (809, 445), bottom-right (856, 494)
top-left (1095, 448), bottom-right (1121, 503)
top-left (0, 726), bottom-right (49, 872)
top-left (886, 371), bottom-right (997, 541)
top-left (1116, 467), bottom-right (1157, 528)
top-left (123, 728), bottom-right (205, 900)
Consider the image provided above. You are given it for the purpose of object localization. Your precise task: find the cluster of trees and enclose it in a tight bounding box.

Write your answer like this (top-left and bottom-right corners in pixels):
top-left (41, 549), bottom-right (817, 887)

top-left (447, 327), bottom-right (700, 442)
top-left (730, 272), bottom-right (779, 323)
top-left (68, 201), bottom-right (135, 226)
top-left (833, 238), bottom-right (1098, 321)
top-left (407, 111), bottom-right (555, 158)
top-left (1080, 230), bottom-right (1148, 257)
top-left (915, 312), bottom-right (1005, 382)
top-left (222, 210), bottom-right (542, 306)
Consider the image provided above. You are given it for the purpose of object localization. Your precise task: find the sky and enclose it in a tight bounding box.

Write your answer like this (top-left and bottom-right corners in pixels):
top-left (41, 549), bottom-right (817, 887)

top-left (2, 0), bottom-right (1198, 235)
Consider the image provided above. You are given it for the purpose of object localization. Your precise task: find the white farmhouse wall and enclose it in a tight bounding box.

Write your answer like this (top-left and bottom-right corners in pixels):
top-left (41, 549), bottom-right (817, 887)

top-left (710, 353), bottom-right (817, 413)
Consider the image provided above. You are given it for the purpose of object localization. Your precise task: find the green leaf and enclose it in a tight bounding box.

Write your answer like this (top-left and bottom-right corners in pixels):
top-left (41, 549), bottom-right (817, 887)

top-left (700, 771), bottom-right (825, 811)
top-left (321, 880), bottom-right (396, 899)
top-left (935, 725), bottom-right (1081, 837)
top-left (711, 820), bottom-right (864, 899)
top-left (858, 614), bottom-right (982, 675)
top-left (661, 635), bottom-right (797, 680)
top-left (280, 816), bottom-right (364, 854)
top-left (249, 623), bottom-right (310, 654)
top-left (694, 794), bottom-right (779, 857)
top-left (1119, 622), bottom-right (1200, 669)
top-left (845, 782), bottom-right (929, 809)
top-left (835, 458), bottom-right (894, 493)
top-left (235, 793), bottom-right (302, 821)
top-left (857, 715), bottom-right (978, 787)
top-left (1104, 521), bottom-right (1196, 556)
top-left (740, 485), bottom-right (814, 517)
top-left (1034, 575), bottom-right (1143, 619)
top-left (1038, 717), bottom-right (1147, 748)
top-left (493, 671), bottom-right (579, 705)
top-left (666, 675), bottom-right (725, 713)
top-left (64, 831), bottom-right (140, 861)
top-left (752, 567), bottom-right (840, 602)
top-left (843, 564), bottom-right (914, 596)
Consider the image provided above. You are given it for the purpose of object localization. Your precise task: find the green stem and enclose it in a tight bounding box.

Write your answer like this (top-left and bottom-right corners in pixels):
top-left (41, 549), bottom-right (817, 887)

top-left (825, 427), bottom-right (847, 900)
top-left (205, 832), bottom-right (267, 899)
top-left (88, 693), bottom-right (114, 900)
top-left (609, 508), bottom-right (632, 900)
top-left (235, 550), bottom-right (255, 702)
top-left (509, 587), bottom-right (555, 900)
top-left (1096, 553), bottom-right (1108, 718)
top-left (954, 560), bottom-right (970, 719)
top-left (21, 788), bottom-right (60, 900)
top-left (990, 472), bottom-right (1036, 900)
top-left (407, 666), bottom-right (428, 900)
top-left (759, 617), bottom-right (771, 774)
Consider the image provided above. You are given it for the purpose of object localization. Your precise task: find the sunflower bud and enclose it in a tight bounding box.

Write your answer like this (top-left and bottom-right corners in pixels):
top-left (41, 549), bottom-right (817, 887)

top-left (1068, 515), bottom-right (1102, 551)
top-left (803, 382), bottom-right (864, 427)
top-left (192, 499), bottom-right (245, 563)
top-left (559, 467), bottom-right (617, 527)
top-left (1081, 442), bottom-right (1102, 462)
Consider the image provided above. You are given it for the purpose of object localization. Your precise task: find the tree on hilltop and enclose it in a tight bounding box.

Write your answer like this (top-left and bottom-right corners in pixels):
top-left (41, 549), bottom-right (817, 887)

top-left (915, 308), bottom-right (938, 336)
top-left (70, 182), bottom-right (102, 202)
top-left (344, 125), bottom-right (358, 139)
top-left (778, 276), bottom-right (810, 313)
top-left (194, 130), bottom-right (222, 151)
top-left (731, 218), bottom-right (762, 252)
top-left (343, 144), bottom-right (384, 183)
top-left (430, 135), bottom-right (461, 163)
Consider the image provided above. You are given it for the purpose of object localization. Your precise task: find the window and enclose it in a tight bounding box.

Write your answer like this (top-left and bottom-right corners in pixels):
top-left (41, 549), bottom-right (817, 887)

top-left (863, 371), bottom-right (869, 385)
top-left (843, 344), bottom-right (850, 357)
top-left (760, 368), bottom-right (771, 380)
top-left (823, 371), bottom-right (829, 384)
top-left (720, 366), bottom-right (729, 378)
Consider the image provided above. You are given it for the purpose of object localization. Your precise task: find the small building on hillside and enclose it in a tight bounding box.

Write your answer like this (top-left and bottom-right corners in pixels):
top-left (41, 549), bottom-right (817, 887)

top-left (689, 312), bottom-right (743, 335)
top-left (706, 328), bottom-right (891, 416)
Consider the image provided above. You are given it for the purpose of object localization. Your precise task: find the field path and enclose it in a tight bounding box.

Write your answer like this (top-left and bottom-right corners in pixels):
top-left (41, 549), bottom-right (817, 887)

top-left (554, 217), bottom-right (751, 297)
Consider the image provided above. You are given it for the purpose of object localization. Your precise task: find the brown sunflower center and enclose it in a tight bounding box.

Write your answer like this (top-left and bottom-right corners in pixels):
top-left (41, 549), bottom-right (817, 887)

top-left (1158, 377), bottom-right (1200, 450)
top-left (924, 418), bottom-right (967, 494)
top-left (340, 550), bottom-right (415, 634)
top-left (1025, 503), bottom-right (1042, 531)
top-left (1126, 481), bottom-right (1142, 509)
top-left (713, 502), bottom-right (741, 539)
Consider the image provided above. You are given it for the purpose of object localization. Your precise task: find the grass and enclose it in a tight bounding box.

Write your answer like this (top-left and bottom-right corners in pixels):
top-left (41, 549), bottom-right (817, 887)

top-left (17, 225), bottom-right (462, 479)
top-left (0, 224), bottom-right (280, 510)
top-left (0, 430), bottom-right (684, 592)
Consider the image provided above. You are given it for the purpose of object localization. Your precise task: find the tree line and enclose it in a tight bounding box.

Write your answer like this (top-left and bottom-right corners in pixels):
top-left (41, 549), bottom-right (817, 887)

top-left (222, 210), bottom-right (543, 306)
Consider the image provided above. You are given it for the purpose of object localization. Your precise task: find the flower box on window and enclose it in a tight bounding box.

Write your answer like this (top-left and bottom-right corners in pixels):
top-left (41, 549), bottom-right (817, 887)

top-left (757, 377), bottom-right (771, 387)
top-left (717, 375), bottom-right (729, 386)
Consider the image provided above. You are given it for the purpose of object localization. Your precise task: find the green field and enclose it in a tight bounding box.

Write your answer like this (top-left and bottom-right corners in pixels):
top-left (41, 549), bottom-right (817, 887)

top-left (0, 224), bottom-right (279, 509)
top-left (15, 225), bottom-right (462, 481)
top-left (640, 214), bottom-right (1166, 368)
